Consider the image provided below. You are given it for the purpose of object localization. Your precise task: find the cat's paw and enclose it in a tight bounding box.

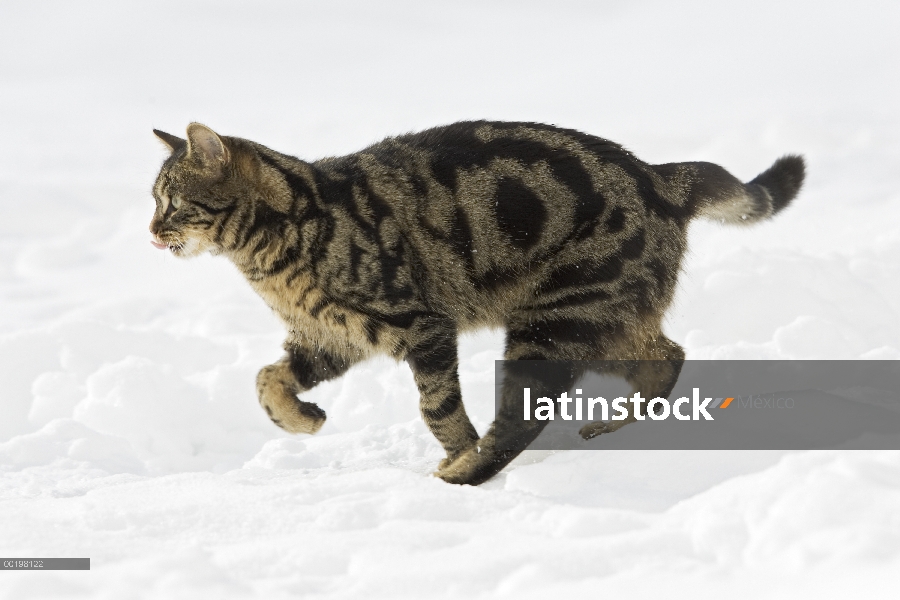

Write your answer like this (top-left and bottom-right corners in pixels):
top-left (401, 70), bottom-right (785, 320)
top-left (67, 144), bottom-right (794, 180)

top-left (286, 399), bottom-right (327, 434)
top-left (436, 442), bottom-right (479, 471)
top-left (433, 445), bottom-right (501, 486)
top-left (259, 393), bottom-right (326, 434)
top-left (433, 457), bottom-right (475, 485)
top-left (579, 421), bottom-right (616, 440)
top-left (257, 362), bottom-right (327, 434)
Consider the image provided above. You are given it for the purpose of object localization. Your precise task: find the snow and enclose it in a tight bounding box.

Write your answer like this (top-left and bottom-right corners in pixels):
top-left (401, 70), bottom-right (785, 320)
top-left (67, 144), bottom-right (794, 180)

top-left (2, 0), bottom-right (899, 596)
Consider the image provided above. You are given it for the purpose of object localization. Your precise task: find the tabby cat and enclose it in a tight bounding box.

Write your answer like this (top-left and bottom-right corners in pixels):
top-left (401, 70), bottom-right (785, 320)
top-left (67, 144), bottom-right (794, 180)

top-left (149, 121), bottom-right (804, 485)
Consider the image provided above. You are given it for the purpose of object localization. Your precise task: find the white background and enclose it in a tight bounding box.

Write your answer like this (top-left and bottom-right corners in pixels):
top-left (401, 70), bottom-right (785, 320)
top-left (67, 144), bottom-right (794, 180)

top-left (1, 1), bottom-right (899, 597)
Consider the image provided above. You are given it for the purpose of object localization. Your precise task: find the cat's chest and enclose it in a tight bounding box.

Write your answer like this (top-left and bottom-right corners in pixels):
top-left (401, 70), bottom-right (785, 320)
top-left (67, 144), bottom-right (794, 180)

top-left (248, 273), bottom-right (387, 354)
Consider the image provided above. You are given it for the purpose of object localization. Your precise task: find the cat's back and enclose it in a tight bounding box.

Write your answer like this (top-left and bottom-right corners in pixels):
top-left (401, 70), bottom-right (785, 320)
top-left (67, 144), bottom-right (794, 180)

top-left (303, 121), bottom-right (683, 327)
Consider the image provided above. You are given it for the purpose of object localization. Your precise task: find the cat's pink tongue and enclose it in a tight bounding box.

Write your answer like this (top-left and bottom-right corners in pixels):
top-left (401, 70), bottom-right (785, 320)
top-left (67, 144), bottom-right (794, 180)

top-left (150, 240), bottom-right (168, 250)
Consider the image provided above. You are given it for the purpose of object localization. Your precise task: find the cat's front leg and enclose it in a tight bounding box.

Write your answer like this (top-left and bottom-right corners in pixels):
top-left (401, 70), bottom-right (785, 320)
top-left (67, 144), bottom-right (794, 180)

top-left (432, 322), bottom-right (582, 485)
top-left (405, 324), bottom-right (480, 467)
top-left (256, 344), bottom-right (354, 434)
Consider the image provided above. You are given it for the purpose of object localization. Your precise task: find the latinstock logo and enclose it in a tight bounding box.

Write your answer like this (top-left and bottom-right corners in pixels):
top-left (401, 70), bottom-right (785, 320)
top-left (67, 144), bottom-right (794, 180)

top-left (522, 388), bottom-right (795, 422)
top-left (495, 360), bottom-right (900, 451)
top-left (522, 388), bottom-right (739, 422)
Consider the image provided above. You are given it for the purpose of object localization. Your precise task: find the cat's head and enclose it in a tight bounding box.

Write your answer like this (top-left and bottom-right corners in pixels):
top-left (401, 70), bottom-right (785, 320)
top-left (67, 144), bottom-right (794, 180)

top-left (149, 123), bottom-right (238, 258)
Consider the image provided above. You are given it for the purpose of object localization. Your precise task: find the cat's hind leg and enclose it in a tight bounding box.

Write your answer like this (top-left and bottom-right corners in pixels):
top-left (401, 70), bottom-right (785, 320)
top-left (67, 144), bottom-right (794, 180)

top-left (434, 319), bottom-right (685, 484)
top-left (578, 334), bottom-right (685, 439)
top-left (256, 345), bottom-right (354, 434)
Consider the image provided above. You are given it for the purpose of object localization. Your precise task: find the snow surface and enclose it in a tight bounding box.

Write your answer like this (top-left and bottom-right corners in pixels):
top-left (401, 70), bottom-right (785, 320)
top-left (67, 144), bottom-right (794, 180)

top-left (2, 0), bottom-right (900, 597)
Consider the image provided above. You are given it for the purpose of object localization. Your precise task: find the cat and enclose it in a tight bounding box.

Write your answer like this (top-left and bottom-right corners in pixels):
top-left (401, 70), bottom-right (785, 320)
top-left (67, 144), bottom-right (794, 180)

top-left (149, 121), bottom-right (804, 485)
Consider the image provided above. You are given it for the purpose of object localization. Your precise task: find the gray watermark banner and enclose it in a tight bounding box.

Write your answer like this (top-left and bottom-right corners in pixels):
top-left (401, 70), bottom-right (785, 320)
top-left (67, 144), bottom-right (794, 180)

top-left (1, 558), bottom-right (90, 570)
top-left (494, 360), bottom-right (900, 450)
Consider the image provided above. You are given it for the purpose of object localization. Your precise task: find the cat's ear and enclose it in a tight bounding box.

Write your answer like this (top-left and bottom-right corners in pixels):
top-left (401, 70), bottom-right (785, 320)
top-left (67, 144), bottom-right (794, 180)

top-left (153, 129), bottom-right (186, 153)
top-left (186, 123), bottom-right (229, 169)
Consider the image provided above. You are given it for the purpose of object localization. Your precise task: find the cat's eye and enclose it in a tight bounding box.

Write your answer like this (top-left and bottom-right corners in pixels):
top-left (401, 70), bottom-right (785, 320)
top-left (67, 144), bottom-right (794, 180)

top-left (171, 195), bottom-right (183, 209)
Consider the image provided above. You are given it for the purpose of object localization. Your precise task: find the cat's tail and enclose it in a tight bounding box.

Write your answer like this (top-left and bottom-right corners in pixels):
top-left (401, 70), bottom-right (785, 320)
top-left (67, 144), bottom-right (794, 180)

top-left (655, 155), bottom-right (805, 224)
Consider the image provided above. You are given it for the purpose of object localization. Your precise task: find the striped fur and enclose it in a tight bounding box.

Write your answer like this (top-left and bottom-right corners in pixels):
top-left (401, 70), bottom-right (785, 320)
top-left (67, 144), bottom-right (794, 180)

top-left (150, 121), bottom-right (805, 485)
